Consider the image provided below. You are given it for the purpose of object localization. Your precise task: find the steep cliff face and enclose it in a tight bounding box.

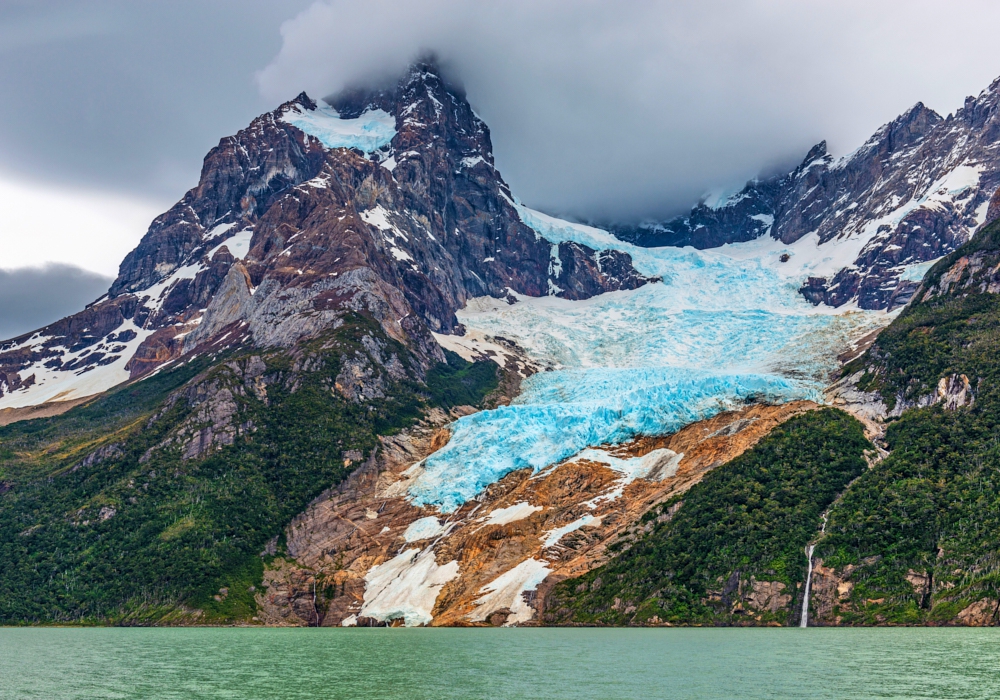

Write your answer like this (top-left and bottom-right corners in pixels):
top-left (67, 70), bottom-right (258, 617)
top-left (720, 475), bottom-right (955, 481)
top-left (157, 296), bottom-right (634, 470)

top-left (0, 61), bottom-right (651, 412)
top-left (616, 83), bottom-right (1000, 310)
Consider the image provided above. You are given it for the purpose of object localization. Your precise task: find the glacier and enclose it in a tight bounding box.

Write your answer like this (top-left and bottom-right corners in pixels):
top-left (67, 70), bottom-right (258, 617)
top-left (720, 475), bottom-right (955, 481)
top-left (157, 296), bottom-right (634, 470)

top-left (409, 206), bottom-right (893, 513)
top-left (280, 101), bottom-right (396, 153)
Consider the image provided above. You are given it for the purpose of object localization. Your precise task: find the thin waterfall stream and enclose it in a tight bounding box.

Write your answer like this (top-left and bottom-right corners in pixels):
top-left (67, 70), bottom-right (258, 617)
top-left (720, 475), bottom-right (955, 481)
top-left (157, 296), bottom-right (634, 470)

top-left (800, 544), bottom-right (815, 628)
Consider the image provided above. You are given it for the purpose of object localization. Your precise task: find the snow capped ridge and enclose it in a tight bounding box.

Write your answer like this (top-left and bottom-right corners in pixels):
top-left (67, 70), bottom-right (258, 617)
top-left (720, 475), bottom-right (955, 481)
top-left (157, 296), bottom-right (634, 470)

top-left (1, 57), bottom-right (653, 413)
top-left (613, 72), bottom-right (1000, 312)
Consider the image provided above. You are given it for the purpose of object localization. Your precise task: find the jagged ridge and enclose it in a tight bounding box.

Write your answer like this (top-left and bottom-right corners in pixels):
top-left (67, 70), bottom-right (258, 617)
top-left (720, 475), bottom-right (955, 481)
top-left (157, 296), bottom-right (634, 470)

top-left (615, 80), bottom-right (1000, 310)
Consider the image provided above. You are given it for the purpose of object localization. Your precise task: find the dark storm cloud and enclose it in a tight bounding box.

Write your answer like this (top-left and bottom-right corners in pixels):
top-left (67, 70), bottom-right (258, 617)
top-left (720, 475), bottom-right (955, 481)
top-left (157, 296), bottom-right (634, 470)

top-left (0, 264), bottom-right (112, 340)
top-left (0, 0), bottom-right (312, 201)
top-left (4, 1), bottom-right (1000, 225)
top-left (258, 0), bottom-right (1000, 221)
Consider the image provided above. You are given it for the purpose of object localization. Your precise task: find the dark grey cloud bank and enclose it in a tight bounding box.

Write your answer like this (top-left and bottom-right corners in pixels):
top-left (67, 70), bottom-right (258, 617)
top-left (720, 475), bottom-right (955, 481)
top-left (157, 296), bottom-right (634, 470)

top-left (0, 265), bottom-right (112, 340)
top-left (5, 0), bottom-right (1000, 221)
top-left (0, 0), bottom-right (311, 201)
top-left (259, 0), bottom-right (1000, 221)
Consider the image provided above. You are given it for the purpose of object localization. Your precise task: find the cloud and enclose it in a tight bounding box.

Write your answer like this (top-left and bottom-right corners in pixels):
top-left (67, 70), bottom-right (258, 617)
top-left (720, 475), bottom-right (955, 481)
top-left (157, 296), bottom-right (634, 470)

top-left (0, 0), bottom-right (313, 202)
top-left (0, 264), bottom-right (112, 341)
top-left (0, 173), bottom-right (163, 277)
top-left (257, 0), bottom-right (1000, 220)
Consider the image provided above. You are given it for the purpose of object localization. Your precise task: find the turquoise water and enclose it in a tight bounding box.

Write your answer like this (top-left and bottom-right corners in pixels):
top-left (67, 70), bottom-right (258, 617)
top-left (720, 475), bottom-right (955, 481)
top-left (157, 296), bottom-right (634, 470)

top-left (1, 628), bottom-right (999, 699)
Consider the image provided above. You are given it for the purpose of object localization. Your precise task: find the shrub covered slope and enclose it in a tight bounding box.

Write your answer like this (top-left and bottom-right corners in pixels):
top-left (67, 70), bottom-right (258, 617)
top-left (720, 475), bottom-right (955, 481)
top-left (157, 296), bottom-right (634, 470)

top-left (546, 409), bottom-right (869, 625)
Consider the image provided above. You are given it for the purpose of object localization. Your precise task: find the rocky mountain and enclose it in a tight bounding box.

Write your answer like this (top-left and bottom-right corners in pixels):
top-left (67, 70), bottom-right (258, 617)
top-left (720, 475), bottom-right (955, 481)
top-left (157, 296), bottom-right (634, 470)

top-left (4, 61), bottom-right (1000, 628)
top-left (0, 61), bottom-right (650, 416)
top-left (614, 80), bottom-right (1000, 311)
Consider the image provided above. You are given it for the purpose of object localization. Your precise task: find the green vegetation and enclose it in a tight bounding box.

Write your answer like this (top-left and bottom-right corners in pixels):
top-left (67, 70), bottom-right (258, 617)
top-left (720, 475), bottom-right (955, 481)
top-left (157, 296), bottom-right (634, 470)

top-left (424, 349), bottom-right (499, 408)
top-left (0, 315), bottom-right (496, 624)
top-left (817, 219), bottom-right (1000, 624)
top-left (843, 221), bottom-right (1000, 408)
top-left (552, 219), bottom-right (1000, 627)
top-left (547, 409), bottom-right (869, 625)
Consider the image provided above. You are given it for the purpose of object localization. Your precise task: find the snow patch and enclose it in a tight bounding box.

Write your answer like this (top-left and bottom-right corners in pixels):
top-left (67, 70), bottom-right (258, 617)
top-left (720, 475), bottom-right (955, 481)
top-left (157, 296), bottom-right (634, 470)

top-left (543, 514), bottom-right (600, 548)
top-left (468, 558), bottom-right (551, 626)
top-left (389, 246), bottom-right (413, 262)
top-left (358, 548), bottom-right (460, 627)
top-left (479, 502), bottom-right (541, 527)
top-left (208, 228), bottom-right (253, 261)
top-left (403, 516), bottom-right (447, 542)
top-left (205, 222), bottom-right (237, 240)
top-left (572, 447), bottom-right (682, 508)
top-left (281, 100), bottom-right (396, 153)
top-left (360, 206), bottom-right (394, 232)
top-left (899, 259), bottom-right (938, 283)
top-left (431, 329), bottom-right (533, 373)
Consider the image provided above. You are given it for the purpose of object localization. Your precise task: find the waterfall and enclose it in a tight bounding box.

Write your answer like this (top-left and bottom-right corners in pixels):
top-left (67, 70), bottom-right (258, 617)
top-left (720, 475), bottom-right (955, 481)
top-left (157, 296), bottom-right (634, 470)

top-left (800, 544), bottom-right (815, 628)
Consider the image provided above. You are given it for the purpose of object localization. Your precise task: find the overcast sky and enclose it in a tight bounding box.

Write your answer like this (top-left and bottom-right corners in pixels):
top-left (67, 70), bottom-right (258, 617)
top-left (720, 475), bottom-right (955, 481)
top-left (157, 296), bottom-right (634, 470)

top-left (4, 0), bottom-right (1000, 338)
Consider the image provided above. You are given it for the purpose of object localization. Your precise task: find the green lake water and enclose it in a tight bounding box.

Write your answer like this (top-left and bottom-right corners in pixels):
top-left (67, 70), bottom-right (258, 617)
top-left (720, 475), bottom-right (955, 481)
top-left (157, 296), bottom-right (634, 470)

top-left (1, 627), bottom-right (999, 699)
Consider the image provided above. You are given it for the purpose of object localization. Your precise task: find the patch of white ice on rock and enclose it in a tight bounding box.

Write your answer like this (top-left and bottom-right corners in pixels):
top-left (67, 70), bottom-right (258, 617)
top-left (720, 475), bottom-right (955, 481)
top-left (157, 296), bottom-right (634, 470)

top-left (469, 558), bottom-right (551, 626)
top-left (358, 548), bottom-right (459, 627)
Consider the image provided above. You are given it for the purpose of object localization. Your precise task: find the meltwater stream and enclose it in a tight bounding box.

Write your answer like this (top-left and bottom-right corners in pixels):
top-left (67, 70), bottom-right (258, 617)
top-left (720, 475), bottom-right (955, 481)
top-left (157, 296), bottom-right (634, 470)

top-left (409, 207), bottom-right (894, 511)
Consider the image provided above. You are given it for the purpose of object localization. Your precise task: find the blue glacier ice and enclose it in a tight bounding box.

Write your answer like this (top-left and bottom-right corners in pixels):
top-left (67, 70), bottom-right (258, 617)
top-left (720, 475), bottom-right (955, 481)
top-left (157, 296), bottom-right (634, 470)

top-left (410, 368), bottom-right (815, 512)
top-left (408, 207), bottom-right (892, 512)
top-left (281, 101), bottom-right (396, 153)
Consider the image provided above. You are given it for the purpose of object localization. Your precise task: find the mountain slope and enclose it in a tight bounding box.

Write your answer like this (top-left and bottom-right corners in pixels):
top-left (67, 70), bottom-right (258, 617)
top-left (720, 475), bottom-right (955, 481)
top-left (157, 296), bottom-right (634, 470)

top-left (0, 61), bottom-right (650, 415)
top-left (615, 82), bottom-right (1000, 311)
top-left (4, 62), bottom-right (1000, 627)
top-left (0, 315), bottom-right (498, 623)
top-left (812, 215), bottom-right (1000, 625)
top-left (544, 408), bottom-right (869, 626)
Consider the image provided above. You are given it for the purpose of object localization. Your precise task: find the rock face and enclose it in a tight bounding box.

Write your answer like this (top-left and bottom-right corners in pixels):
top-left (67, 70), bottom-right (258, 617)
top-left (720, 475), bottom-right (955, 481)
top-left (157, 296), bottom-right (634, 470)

top-left (0, 60), bottom-right (652, 411)
top-left (615, 83), bottom-right (1000, 310)
top-left (254, 400), bottom-right (815, 627)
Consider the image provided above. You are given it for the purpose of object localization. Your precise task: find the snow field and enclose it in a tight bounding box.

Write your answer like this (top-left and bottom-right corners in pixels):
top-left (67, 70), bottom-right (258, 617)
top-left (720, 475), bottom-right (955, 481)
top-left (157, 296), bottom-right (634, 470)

top-left (0, 320), bottom-right (153, 410)
top-left (357, 548), bottom-right (460, 627)
top-left (468, 558), bottom-right (551, 626)
top-left (403, 516), bottom-right (448, 542)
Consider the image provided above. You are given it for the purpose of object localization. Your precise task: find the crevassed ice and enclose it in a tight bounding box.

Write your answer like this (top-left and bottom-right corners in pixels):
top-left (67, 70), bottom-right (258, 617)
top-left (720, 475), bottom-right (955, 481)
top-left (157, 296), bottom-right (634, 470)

top-left (281, 101), bottom-right (396, 153)
top-left (409, 206), bottom-right (893, 512)
top-left (411, 368), bottom-right (813, 512)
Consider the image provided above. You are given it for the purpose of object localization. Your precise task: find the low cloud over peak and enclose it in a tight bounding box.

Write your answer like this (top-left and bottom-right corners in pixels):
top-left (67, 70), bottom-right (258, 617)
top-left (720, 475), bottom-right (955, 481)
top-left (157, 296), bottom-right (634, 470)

top-left (258, 0), bottom-right (1000, 222)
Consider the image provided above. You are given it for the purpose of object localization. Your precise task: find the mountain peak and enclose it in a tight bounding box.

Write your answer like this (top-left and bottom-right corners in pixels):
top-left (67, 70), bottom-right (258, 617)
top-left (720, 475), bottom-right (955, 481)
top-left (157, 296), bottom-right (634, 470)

top-left (797, 140), bottom-right (829, 169)
top-left (0, 61), bottom-right (652, 410)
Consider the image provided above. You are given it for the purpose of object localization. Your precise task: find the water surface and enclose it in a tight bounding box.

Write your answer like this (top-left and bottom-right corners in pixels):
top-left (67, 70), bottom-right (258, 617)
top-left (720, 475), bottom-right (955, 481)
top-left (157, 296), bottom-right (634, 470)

top-left (2, 628), bottom-right (999, 699)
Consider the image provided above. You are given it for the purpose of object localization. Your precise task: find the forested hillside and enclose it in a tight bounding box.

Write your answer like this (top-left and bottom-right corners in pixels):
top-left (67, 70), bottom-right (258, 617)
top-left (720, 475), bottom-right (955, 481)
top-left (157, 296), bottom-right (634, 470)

top-left (544, 409), bottom-right (869, 625)
top-left (0, 316), bottom-right (496, 624)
